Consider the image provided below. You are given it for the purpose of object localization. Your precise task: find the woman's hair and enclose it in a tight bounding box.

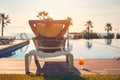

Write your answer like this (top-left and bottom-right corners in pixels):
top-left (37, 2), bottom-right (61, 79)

top-left (46, 16), bottom-right (53, 20)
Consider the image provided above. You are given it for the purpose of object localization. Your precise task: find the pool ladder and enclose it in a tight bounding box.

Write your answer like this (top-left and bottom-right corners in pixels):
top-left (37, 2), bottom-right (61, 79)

top-left (20, 33), bottom-right (29, 40)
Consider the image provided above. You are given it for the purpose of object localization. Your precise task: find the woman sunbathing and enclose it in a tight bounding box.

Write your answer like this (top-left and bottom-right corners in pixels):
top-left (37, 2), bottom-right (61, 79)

top-left (29, 18), bottom-right (70, 37)
top-left (29, 18), bottom-right (71, 62)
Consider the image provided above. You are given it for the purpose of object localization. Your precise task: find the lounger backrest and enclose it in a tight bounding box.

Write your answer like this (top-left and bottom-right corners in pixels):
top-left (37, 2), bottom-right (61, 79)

top-left (32, 36), bottom-right (66, 52)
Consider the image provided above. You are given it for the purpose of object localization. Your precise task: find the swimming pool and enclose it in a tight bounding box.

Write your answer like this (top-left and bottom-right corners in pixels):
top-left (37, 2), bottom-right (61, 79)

top-left (70, 39), bottom-right (120, 59)
top-left (1, 39), bottom-right (120, 59)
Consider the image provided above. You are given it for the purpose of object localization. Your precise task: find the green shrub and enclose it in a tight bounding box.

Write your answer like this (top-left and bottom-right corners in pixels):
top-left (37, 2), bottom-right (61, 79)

top-left (0, 74), bottom-right (120, 80)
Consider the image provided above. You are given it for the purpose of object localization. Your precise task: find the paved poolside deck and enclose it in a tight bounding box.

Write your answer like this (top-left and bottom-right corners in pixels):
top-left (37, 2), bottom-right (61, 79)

top-left (0, 58), bottom-right (120, 74)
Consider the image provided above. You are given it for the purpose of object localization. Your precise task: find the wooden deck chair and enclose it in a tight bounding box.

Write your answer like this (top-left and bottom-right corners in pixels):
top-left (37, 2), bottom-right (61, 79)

top-left (25, 36), bottom-right (74, 74)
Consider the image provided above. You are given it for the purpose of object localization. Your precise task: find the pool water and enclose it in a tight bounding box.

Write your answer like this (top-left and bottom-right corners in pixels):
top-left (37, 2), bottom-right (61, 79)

top-left (70, 39), bottom-right (120, 59)
top-left (1, 39), bottom-right (120, 59)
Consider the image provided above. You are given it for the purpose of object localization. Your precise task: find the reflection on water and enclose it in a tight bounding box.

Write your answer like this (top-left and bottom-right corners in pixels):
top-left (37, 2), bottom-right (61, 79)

top-left (86, 41), bottom-right (92, 49)
top-left (66, 43), bottom-right (73, 51)
top-left (20, 45), bottom-right (28, 52)
top-left (105, 39), bottom-right (112, 45)
top-left (0, 45), bottom-right (29, 58)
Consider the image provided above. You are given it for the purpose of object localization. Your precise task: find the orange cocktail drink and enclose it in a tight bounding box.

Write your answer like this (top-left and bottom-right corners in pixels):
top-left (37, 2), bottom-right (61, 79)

top-left (79, 58), bottom-right (84, 69)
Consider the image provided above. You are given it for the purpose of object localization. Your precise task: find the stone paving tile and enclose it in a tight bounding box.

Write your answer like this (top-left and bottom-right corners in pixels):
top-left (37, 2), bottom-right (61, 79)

top-left (0, 58), bottom-right (120, 74)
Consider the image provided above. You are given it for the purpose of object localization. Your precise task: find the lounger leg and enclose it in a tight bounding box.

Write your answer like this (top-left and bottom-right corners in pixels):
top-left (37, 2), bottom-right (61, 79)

top-left (66, 55), bottom-right (69, 62)
top-left (25, 53), bottom-right (32, 74)
top-left (67, 53), bottom-right (74, 72)
top-left (34, 54), bottom-right (39, 61)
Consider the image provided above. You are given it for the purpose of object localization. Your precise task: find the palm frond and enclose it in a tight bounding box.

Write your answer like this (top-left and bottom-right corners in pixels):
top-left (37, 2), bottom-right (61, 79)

top-left (37, 11), bottom-right (49, 19)
top-left (66, 17), bottom-right (73, 26)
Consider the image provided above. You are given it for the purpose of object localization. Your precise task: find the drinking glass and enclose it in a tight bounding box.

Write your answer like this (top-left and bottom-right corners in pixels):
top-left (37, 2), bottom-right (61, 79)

top-left (79, 58), bottom-right (84, 69)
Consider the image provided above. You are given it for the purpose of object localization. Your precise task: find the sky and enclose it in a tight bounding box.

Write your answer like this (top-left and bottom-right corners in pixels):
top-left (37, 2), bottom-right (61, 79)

top-left (0, 0), bottom-right (120, 34)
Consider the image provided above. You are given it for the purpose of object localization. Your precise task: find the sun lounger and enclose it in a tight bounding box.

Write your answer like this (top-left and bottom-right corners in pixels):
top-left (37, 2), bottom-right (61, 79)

top-left (25, 36), bottom-right (74, 74)
top-left (0, 36), bottom-right (16, 45)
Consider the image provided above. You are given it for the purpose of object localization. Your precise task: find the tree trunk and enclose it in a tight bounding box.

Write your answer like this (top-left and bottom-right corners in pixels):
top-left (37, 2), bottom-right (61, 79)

top-left (88, 26), bottom-right (90, 39)
top-left (1, 18), bottom-right (4, 36)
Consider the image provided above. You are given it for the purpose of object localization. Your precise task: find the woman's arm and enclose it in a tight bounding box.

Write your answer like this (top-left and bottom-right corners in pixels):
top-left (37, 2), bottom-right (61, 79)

top-left (29, 20), bottom-right (46, 36)
top-left (53, 20), bottom-right (70, 37)
top-left (29, 19), bottom-right (70, 37)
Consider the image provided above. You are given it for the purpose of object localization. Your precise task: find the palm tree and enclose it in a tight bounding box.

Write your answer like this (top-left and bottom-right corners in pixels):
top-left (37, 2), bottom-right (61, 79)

top-left (65, 17), bottom-right (73, 36)
top-left (66, 17), bottom-right (73, 35)
top-left (85, 20), bottom-right (93, 39)
top-left (104, 23), bottom-right (112, 39)
top-left (36, 11), bottom-right (49, 19)
top-left (0, 13), bottom-right (10, 36)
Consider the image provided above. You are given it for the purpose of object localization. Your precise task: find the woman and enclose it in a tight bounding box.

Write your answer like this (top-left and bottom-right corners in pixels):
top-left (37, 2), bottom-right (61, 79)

top-left (29, 19), bottom-right (70, 37)
top-left (29, 18), bottom-right (71, 63)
